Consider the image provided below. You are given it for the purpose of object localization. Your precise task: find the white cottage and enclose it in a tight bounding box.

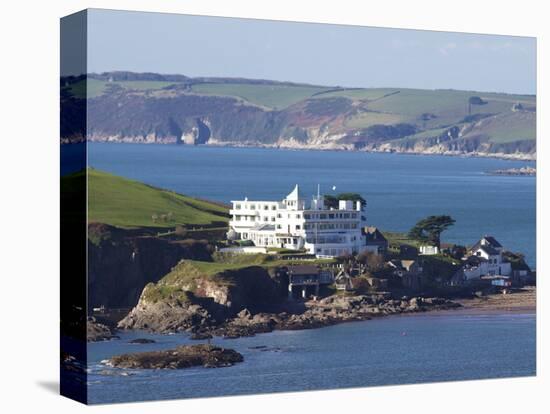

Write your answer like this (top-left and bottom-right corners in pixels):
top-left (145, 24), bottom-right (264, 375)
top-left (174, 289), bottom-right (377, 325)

top-left (228, 185), bottom-right (367, 257)
top-left (462, 236), bottom-right (512, 280)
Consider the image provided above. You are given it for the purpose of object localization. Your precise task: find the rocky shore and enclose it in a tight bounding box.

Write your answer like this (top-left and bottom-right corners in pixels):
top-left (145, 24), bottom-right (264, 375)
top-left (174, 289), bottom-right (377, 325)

top-left (104, 344), bottom-right (243, 369)
top-left (488, 166), bottom-right (536, 176)
top-left (118, 293), bottom-right (461, 340)
top-left (87, 317), bottom-right (119, 342)
top-left (211, 295), bottom-right (460, 338)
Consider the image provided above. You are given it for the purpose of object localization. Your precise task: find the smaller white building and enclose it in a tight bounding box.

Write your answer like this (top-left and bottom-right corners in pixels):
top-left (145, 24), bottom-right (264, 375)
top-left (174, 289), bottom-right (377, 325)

top-left (419, 245), bottom-right (439, 255)
top-left (462, 236), bottom-right (512, 280)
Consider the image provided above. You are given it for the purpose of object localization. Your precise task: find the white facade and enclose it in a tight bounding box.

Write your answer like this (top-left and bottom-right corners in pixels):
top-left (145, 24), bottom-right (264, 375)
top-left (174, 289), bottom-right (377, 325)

top-left (463, 236), bottom-right (512, 280)
top-left (229, 185), bottom-right (367, 257)
top-left (419, 245), bottom-right (439, 255)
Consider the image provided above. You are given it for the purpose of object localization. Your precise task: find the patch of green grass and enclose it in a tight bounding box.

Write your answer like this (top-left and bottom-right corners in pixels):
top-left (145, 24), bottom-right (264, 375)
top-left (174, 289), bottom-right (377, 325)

top-left (366, 89), bottom-right (533, 128)
top-left (476, 112), bottom-right (536, 143)
top-left (141, 282), bottom-right (191, 304)
top-left (383, 231), bottom-right (423, 248)
top-left (315, 88), bottom-right (398, 100)
top-left (66, 79), bottom-right (179, 98)
top-left (174, 253), bottom-right (336, 278)
top-left (86, 169), bottom-right (228, 228)
top-left (345, 111), bottom-right (408, 129)
top-left (191, 83), bottom-right (331, 110)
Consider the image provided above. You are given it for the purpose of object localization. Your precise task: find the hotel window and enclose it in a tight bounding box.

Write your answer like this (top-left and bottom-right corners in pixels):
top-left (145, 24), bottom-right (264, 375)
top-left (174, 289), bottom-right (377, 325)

top-left (296, 225), bottom-right (301, 230)
top-left (236, 216), bottom-right (241, 221)
top-left (328, 213), bottom-right (334, 219)
top-left (250, 204), bottom-right (256, 210)
top-left (304, 214), bottom-right (310, 219)
top-left (277, 213), bottom-right (282, 218)
top-left (277, 224), bottom-right (282, 229)
top-left (320, 214), bottom-right (327, 219)
top-left (296, 214), bottom-right (301, 219)
top-left (264, 205), bottom-right (269, 210)
top-left (235, 204), bottom-right (241, 210)
top-left (271, 217), bottom-right (275, 222)
top-left (264, 217), bottom-right (268, 221)
top-left (351, 213), bottom-right (357, 218)
top-left (271, 205), bottom-right (276, 210)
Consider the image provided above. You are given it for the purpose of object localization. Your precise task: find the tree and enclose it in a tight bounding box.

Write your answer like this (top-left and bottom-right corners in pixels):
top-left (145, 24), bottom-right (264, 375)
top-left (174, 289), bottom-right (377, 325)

top-left (356, 251), bottom-right (384, 272)
top-left (468, 96), bottom-right (487, 115)
top-left (408, 215), bottom-right (456, 248)
top-left (324, 193), bottom-right (366, 209)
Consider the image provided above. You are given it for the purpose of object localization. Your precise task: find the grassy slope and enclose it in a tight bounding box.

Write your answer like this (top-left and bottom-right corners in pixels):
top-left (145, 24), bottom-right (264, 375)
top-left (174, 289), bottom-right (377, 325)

top-left (189, 84), bottom-right (535, 143)
top-left (143, 253), bottom-right (336, 302)
top-left (190, 83), bottom-right (331, 110)
top-left (67, 79), bottom-right (180, 98)
top-left (319, 88), bottom-right (536, 143)
top-left (86, 169), bottom-right (228, 228)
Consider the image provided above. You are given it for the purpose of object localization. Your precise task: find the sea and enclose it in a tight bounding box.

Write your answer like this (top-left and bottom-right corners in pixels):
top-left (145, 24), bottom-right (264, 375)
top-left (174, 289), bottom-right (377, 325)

top-left (86, 143), bottom-right (536, 266)
top-left (80, 143), bottom-right (536, 403)
top-left (87, 312), bottom-right (536, 404)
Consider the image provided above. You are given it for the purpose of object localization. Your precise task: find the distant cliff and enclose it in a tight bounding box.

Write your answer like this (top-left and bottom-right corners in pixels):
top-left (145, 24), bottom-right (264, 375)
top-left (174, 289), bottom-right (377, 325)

top-left (61, 72), bottom-right (536, 159)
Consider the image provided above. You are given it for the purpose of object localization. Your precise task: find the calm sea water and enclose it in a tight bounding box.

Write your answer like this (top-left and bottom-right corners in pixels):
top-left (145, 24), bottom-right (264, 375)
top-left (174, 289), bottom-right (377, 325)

top-left (87, 312), bottom-right (536, 404)
top-left (87, 143), bottom-right (536, 266)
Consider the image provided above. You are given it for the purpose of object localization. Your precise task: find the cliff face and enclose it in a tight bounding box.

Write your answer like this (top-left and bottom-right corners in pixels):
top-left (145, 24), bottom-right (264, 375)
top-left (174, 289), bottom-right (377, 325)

top-left (87, 88), bottom-right (285, 145)
top-left (87, 223), bottom-right (213, 310)
top-left (117, 262), bottom-right (286, 332)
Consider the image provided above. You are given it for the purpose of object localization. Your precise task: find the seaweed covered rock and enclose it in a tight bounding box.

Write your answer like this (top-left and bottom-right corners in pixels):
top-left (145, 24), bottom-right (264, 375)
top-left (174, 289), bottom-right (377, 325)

top-left (106, 344), bottom-right (243, 369)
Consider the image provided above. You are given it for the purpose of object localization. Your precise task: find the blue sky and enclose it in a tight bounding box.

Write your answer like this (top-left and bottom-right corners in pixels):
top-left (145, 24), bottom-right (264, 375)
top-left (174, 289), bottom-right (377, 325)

top-left (86, 9), bottom-right (536, 94)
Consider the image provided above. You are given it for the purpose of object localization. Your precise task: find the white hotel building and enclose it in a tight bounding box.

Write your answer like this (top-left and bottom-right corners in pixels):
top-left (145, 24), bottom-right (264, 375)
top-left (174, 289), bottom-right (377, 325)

top-left (228, 185), bottom-right (368, 257)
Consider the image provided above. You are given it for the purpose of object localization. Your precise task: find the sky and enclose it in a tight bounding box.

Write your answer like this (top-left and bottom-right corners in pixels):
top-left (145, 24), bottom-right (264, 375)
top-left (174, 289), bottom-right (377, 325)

top-left (83, 9), bottom-right (536, 94)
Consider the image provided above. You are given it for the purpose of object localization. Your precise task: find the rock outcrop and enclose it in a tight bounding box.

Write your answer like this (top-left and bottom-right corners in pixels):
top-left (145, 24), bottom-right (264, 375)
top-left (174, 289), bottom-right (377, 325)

top-left (117, 261), bottom-right (285, 332)
top-left (105, 344), bottom-right (243, 369)
top-left (87, 317), bottom-right (118, 342)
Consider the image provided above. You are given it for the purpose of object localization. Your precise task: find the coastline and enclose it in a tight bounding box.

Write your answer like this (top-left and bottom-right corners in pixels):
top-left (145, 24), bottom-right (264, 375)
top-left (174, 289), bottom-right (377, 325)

top-left (454, 286), bottom-right (536, 313)
top-left (205, 140), bottom-right (537, 162)
top-left (68, 139), bottom-right (537, 162)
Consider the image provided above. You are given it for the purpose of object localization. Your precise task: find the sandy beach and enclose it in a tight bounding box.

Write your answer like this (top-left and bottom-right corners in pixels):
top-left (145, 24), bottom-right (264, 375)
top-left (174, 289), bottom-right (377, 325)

top-left (455, 287), bottom-right (536, 313)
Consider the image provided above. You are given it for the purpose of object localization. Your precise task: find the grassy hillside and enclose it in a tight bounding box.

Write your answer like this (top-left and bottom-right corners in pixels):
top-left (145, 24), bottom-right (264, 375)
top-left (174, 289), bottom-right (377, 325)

top-left (62, 72), bottom-right (536, 157)
top-left (85, 169), bottom-right (229, 228)
top-left (190, 83), bottom-right (331, 109)
top-left (67, 79), bottom-right (179, 98)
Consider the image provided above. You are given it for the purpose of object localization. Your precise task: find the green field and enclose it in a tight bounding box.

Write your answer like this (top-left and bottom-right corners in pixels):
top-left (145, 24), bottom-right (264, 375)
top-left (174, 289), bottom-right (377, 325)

top-left (345, 111), bottom-right (409, 129)
top-left (85, 169), bottom-right (228, 228)
top-left (66, 79), bottom-right (179, 98)
top-left (477, 112), bottom-right (536, 143)
top-left (314, 88), bottom-right (399, 101)
top-left (190, 83), bottom-right (331, 109)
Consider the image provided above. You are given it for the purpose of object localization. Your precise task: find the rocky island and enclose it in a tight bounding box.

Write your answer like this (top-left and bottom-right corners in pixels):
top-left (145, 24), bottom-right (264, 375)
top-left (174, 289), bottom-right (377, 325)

top-left (105, 344), bottom-right (243, 369)
top-left (489, 166), bottom-right (536, 176)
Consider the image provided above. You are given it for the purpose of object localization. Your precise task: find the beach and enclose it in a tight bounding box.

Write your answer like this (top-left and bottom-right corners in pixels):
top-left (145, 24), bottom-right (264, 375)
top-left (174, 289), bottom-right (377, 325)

top-left (456, 287), bottom-right (536, 313)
